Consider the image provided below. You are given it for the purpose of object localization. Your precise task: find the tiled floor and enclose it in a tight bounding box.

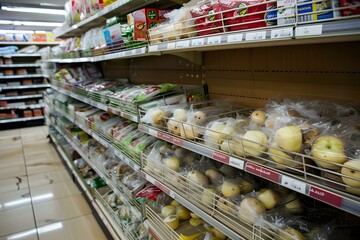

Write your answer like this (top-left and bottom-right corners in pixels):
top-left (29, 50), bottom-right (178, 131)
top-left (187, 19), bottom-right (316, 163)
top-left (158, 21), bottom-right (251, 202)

top-left (0, 126), bottom-right (107, 240)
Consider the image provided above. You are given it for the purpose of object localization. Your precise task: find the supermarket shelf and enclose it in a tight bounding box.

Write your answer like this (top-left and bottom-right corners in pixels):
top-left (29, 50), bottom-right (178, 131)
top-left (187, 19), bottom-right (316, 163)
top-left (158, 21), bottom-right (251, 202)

top-left (0, 74), bottom-right (47, 79)
top-left (53, 0), bottom-right (160, 38)
top-left (51, 85), bottom-right (138, 122)
top-left (141, 171), bottom-right (242, 240)
top-left (0, 94), bottom-right (43, 100)
top-left (1, 53), bottom-right (41, 58)
top-left (0, 63), bottom-right (41, 68)
top-left (138, 124), bottom-right (360, 217)
top-left (0, 116), bottom-right (44, 124)
top-left (0, 103), bottom-right (45, 110)
top-left (0, 42), bottom-right (60, 46)
top-left (0, 84), bottom-right (50, 90)
top-left (46, 47), bottom-right (149, 63)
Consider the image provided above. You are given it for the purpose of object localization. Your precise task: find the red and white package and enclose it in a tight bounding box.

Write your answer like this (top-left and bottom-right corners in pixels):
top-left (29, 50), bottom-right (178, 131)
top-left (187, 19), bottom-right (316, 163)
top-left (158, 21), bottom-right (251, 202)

top-left (340, 0), bottom-right (360, 16)
top-left (190, 0), bottom-right (224, 36)
top-left (219, 0), bottom-right (267, 31)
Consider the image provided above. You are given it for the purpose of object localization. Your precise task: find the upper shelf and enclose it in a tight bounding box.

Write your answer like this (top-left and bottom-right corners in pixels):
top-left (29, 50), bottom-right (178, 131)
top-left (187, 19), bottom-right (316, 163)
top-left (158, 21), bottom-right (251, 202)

top-left (1, 53), bottom-right (41, 58)
top-left (53, 0), bottom-right (182, 38)
top-left (0, 42), bottom-right (60, 46)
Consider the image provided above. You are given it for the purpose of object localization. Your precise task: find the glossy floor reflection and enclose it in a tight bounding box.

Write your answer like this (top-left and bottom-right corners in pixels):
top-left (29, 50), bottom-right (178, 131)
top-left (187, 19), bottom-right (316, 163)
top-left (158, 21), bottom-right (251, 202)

top-left (0, 126), bottom-right (107, 240)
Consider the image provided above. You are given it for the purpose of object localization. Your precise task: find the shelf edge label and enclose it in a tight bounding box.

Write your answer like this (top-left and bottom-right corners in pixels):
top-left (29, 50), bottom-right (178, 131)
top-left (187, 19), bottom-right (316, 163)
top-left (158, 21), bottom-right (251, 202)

top-left (308, 185), bottom-right (342, 208)
top-left (212, 151), bottom-right (230, 164)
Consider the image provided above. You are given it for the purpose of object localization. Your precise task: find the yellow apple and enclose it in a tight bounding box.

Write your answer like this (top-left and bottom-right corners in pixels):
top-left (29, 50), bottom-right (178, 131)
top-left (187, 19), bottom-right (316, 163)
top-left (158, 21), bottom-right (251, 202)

top-left (240, 180), bottom-right (254, 194)
top-left (164, 156), bottom-right (181, 172)
top-left (190, 212), bottom-right (200, 219)
top-left (242, 130), bottom-right (268, 157)
top-left (257, 189), bottom-right (280, 210)
top-left (250, 110), bottom-right (267, 125)
top-left (189, 217), bottom-right (203, 227)
top-left (274, 126), bottom-right (302, 152)
top-left (238, 197), bottom-right (266, 224)
top-left (341, 160), bottom-right (360, 187)
top-left (216, 198), bottom-right (237, 216)
top-left (345, 186), bottom-right (360, 196)
top-left (311, 136), bottom-right (346, 169)
top-left (187, 170), bottom-right (209, 187)
top-left (284, 193), bottom-right (303, 214)
top-left (161, 205), bottom-right (176, 218)
top-left (202, 188), bottom-right (216, 206)
top-left (276, 228), bottom-right (304, 240)
top-left (180, 123), bottom-right (201, 140)
top-left (268, 142), bottom-right (300, 169)
top-left (176, 206), bottom-right (191, 220)
top-left (152, 109), bottom-right (166, 126)
top-left (164, 215), bottom-right (179, 230)
top-left (220, 165), bottom-right (237, 178)
top-left (173, 109), bottom-right (188, 122)
top-left (167, 117), bottom-right (181, 135)
top-left (205, 169), bottom-right (224, 185)
top-left (221, 180), bottom-right (241, 197)
top-left (212, 228), bottom-right (227, 240)
top-left (171, 200), bottom-right (180, 207)
top-left (204, 121), bottom-right (226, 148)
top-left (192, 111), bottom-right (207, 125)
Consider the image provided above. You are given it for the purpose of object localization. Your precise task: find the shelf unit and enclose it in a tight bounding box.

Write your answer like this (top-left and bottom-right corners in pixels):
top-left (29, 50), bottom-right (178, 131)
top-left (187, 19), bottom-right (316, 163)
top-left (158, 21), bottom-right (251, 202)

top-left (47, 1), bottom-right (360, 239)
top-left (0, 42), bottom-right (54, 128)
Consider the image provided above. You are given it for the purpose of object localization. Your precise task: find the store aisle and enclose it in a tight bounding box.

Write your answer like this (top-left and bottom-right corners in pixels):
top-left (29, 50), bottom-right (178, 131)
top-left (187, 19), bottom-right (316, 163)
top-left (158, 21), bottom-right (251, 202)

top-left (0, 126), bottom-right (107, 240)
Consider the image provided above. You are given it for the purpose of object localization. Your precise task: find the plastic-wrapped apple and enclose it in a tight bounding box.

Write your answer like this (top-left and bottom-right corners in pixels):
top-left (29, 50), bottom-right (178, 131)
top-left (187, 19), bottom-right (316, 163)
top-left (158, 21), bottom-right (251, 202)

top-left (216, 198), bottom-right (237, 215)
top-left (298, 124), bottom-right (319, 144)
top-left (250, 110), bottom-right (267, 125)
top-left (230, 138), bottom-right (246, 157)
top-left (202, 188), bottom-right (216, 206)
top-left (240, 180), bottom-right (254, 194)
top-left (192, 111), bottom-right (207, 125)
top-left (276, 228), bottom-right (304, 240)
top-left (159, 144), bottom-right (172, 155)
top-left (189, 217), bottom-right (203, 227)
top-left (187, 170), bottom-right (209, 187)
top-left (174, 148), bottom-right (197, 164)
top-left (311, 136), bottom-right (346, 169)
top-left (174, 109), bottom-right (188, 122)
top-left (242, 130), bottom-right (268, 157)
top-left (167, 117), bottom-right (181, 135)
top-left (257, 189), bottom-right (280, 209)
top-left (152, 109), bottom-right (166, 126)
top-left (220, 141), bottom-right (230, 153)
top-left (176, 206), bottom-right (191, 220)
top-left (161, 205), bottom-right (176, 218)
top-left (284, 193), bottom-right (303, 214)
top-left (190, 212), bottom-right (200, 219)
top-left (220, 165), bottom-right (237, 178)
top-left (164, 215), bottom-right (180, 230)
top-left (205, 169), bottom-right (224, 185)
top-left (268, 142), bottom-right (300, 169)
top-left (221, 180), bottom-right (241, 197)
top-left (345, 186), bottom-right (360, 196)
top-left (204, 121), bottom-right (226, 148)
top-left (164, 156), bottom-right (181, 172)
top-left (171, 200), bottom-right (180, 207)
top-left (212, 228), bottom-right (227, 240)
top-left (274, 126), bottom-right (302, 152)
top-left (180, 123), bottom-right (201, 140)
top-left (341, 160), bottom-right (360, 187)
top-left (238, 197), bottom-right (266, 224)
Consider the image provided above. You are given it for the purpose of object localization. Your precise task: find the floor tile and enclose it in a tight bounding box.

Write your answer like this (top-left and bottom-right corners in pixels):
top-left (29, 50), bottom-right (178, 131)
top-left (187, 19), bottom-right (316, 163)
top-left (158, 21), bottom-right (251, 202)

top-left (0, 165), bottom-right (27, 180)
top-left (33, 193), bottom-right (91, 227)
top-left (0, 129), bottom-right (20, 139)
top-left (0, 189), bottom-right (31, 212)
top-left (28, 169), bottom-right (72, 188)
top-left (20, 126), bottom-right (47, 137)
top-left (0, 176), bottom-right (28, 194)
top-left (22, 143), bottom-right (53, 157)
top-left (26, 162), bottom-right (65, 176)
top-left (0, 228), bottom-right (38, 240)
top-left (24, 152), bottom-right (61, 166)
top-left (0, 205), bottom-right (35, 237)
top-left (30, 180), bottom-right (80, 204)
top-left (0, 137), bottom-right (22, 150)
top-left (38, 215), bottom-right (106, 240)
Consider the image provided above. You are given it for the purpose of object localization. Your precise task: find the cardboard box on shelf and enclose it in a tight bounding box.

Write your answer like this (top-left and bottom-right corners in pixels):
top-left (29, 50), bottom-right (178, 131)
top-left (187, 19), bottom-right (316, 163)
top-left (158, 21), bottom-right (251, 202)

top-left (23, 110), bottom-right (33, 118)
top-left (22, 79), bottom-right (33, 85)
top-left (33, 109), bottom-right (43, 117)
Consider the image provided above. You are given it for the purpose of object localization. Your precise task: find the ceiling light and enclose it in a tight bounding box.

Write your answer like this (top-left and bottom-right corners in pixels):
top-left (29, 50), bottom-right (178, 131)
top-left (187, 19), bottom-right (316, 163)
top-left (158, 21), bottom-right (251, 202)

top-left (13, 21), bottom-right (62, 27)
top-left (0, 20), bottom-right (12, 24)
top-left (1, 6), bottom-right (66, 15)
top-left (0, 30), bottom-right (34, 34)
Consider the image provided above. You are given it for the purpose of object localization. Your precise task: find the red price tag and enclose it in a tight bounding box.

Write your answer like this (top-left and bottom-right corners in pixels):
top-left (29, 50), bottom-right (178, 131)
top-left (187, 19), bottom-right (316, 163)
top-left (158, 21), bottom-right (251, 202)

top-left (260, 168), bottom-right (280, 183)
top-left (212, 151), bottom-right (230, 164)
top-left (157, 132), bottom-right (173, 142)
top-left (245, 162), bottom-right (262, 176)
top-left (173, 137), bottom-right (184, 146)
top-left (309, 186), bottom-right (342, 208)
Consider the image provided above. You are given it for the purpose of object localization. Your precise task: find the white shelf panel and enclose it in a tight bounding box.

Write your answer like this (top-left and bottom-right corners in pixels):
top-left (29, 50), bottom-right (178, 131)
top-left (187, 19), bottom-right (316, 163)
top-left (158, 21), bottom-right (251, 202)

top-left (0, 94), bottom-right (43, 100)
top-left (1, 53), bottom-right (41, 58)
top-left (0, 42), bottom-right (60, 46)
top-left (0, 103), bottom-right (45, 110)
top-left (0, 74), bottom-right (46, 79)
top-left (0, 116), bottom-right (44, 124)
top-left (0, 63), bottom-right (41, 68)
top-left (0, 84), bottom-right (50, 90)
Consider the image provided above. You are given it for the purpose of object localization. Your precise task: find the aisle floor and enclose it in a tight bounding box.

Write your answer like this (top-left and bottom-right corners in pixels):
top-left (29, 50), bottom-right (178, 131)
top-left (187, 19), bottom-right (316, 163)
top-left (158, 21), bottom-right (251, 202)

top-left (0, 126), bottom-right (107, 240)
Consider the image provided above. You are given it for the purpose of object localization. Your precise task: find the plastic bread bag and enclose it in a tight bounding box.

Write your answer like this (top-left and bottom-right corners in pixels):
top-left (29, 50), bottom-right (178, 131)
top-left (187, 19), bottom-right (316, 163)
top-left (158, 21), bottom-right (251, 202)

top-left (128, 84), bottom-right (177, 103)
top-left (107, 119), bottom-right (131, 137)
top-left (122, 172), bottom-right (147, 192)
top-left (114, 123), bottom-right (137, 141)
top-left (144, 140), bottom-right (168, 174)
top-left (128, 135), bottom-right (157, 155)
top-left (120, 129), bottom-right (146, 147)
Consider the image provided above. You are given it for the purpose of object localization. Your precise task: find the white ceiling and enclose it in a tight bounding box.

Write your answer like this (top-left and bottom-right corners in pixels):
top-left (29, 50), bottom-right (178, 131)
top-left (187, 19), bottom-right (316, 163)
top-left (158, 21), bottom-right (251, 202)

top-left (0, 0), bottom-right (66, 32)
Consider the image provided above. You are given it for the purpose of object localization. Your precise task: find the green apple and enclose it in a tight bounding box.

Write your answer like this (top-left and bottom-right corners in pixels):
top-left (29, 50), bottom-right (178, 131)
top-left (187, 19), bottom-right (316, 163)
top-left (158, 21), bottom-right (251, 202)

top-left (238, 197), bottom-right (266, 224)
top-left (341, 160), bottom-right (360, 187)
top-left (250, 110), bottom-right (267, 125)
top-left (275, 126), bottom-right (302, 152)
top-left (257, 189), bottom-right (280, 210)
top-left (221, 180), bottom-right (241, 197)
top-left (311, 136), bottom-right (346, 169)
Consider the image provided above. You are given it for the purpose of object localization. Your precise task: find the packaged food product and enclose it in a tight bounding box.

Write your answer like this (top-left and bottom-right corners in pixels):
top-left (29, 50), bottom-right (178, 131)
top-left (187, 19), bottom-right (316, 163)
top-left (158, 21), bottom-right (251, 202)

top-left (340, 0), bottom-right (360, 16)
top-left (219, 0), bottom-right (267, 31)
top-left (132, 8), bottom-right (160, 41)
top-left (277, 0), bottom-right (296, 25)
top-left (297, 0), bottom-right (341, 23)
top-left (190, 0), bottom-right (224, 36)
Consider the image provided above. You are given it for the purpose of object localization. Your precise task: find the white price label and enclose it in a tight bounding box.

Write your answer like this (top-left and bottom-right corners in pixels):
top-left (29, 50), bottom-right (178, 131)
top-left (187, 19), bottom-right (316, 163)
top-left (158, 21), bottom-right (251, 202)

top-left (271, 27), bottom-right (293, 39)
top-left (229, 157), bottom-right (245, 170)
top-left (119, 51), bottom-right (125, 57)
top-left (148, 129), bottom-right (157, 136)
top-left (245, 31), bottom-right (266, 41)
top-left (281, 176), bottom-right (307, 194)
top-left (167, 42), bottom-right (176, 49)
top-left (295, 25), bottom-right (323, 37)
top-left (191, 38), bottom-right (205, 46)
top-left (176, 40), bottom-right (190, 48)
top-left (169, 190), bottom-right (175, 198)
top-left (123, 158), bottom-right (130, 165)
top-left (227, 33), bottom-right (243, 43)
top-left (207, 36), bottom-right (222, 45)
top-left (131, 49), bottom-right (137, 55)
top-left (146, 174), bottom-right (156, 184)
